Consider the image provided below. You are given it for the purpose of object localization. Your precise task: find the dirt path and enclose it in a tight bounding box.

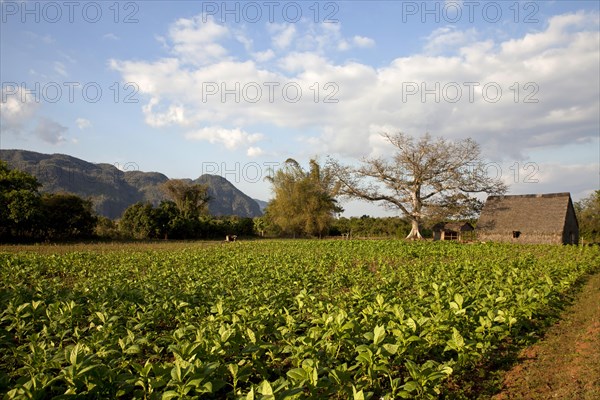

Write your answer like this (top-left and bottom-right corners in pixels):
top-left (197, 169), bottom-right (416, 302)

top-left (492, 271), bottom-right (600, 400)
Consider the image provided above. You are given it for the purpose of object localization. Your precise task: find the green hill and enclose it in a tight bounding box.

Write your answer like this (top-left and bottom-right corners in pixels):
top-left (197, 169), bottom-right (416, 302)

top-left (0, 150), bottom-right (263, 219)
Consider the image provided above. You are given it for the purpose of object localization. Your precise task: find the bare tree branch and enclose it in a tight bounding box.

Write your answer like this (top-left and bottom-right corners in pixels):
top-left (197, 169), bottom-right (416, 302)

top-left (328, 133), bottom-right (508, 239)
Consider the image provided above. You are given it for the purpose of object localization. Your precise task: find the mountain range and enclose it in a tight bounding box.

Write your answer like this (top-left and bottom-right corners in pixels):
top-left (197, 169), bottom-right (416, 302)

top-left (0, 149), bottom-right (264, 219)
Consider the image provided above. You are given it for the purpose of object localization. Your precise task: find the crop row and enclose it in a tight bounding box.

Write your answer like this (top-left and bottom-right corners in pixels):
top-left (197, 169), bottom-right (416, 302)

top-left (1, 241), bottom-right (598, 399)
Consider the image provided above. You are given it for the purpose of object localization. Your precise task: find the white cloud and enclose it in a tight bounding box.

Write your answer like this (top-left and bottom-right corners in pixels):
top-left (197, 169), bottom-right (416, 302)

top-left (291, 23), bottom-right (375, 54)
top-left (508, 162), bottom-right (600, 201)
top-left (103, 33), bottom-right (120, 40)
top-left (353, 35), bottom-right (375, 48)
top-left (54, 61), bottom-right (67, 77)
top-left (34, 117), bottom-right (67, 144)
top-left (0, 86), bottom-right (39, 134)
top-left (185, 127), bottom-right (264, 150)
top-left (269, 23), bottom-right (296, 50)
top-left (76, 118), bottom-right (91, 129)
top-left (247, 146), bottom-right (265, 157)
top-left (338, 35), bottom-right (375, 51)
top-left (109, 58), bottom-right (182, 96)
top-left (142, 97), bottom-right (187, 128)
top-left (235, 32), bottom-right (253, 52)
top-left (337, 40), bottom-right (351, 51)
top-left (277, 51), bottom-right (329, 72)
top-left (253, 49), bottom-right (275, 62)
top-left (168, 15), bottom-right (230, 65)
top-left (2, 84), bottom-right (73, 146)
top-left (501, 11), bottom-right (597, 58)
top-left (424, 26), bottom-right (478, 55)
top-left (111, 10), bottom-right (599, 167)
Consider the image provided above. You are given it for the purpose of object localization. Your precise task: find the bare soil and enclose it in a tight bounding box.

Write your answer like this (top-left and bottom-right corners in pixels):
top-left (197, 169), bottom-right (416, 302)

top-left (492, 271), bottom-right (600, 400)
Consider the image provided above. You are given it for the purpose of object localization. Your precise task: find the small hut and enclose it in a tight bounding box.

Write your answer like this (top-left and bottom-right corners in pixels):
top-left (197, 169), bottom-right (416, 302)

top-left (432, 222), bottom-right (475, 242)
top-left (477, 192), bottom-right (579, 244)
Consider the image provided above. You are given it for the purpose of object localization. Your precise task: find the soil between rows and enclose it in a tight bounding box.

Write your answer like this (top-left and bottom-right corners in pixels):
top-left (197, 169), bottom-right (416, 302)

top-left (491, 270), bottom-right (600, 399)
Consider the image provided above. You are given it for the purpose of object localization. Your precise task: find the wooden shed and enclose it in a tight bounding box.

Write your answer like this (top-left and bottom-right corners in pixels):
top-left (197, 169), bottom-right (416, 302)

top-left (432, 222), bottom-right (475, 241)
top-left (477, 192), bottom-right (579, 244)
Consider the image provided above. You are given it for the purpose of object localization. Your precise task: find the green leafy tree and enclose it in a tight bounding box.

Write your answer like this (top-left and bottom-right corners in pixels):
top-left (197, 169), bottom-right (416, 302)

top-left (119, 202), bottom-right (157, 239)
top-left (0, 161), bottom-right (42, 240)
top-left (40, 193), bottom-right (97, 240)
top-left (329, 133), bottom-right (507, 239)
top-left (575, 190), bottom-right (600, 243)
top-left (95, 216), bottom-right (121, 239)
top-left (266, 159), bottom-right (342, 238)
top-left (119, 201), bottom-right (184, 239)
top-left (253, 216), bottom-right (268, 237)
top-left (149, 201), bottom-right (178, 239)
top-left (1, 162), bottom-right (100, 241)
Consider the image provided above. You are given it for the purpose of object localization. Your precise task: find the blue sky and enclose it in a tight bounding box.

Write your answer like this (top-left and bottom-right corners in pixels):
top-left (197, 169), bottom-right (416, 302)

top-left (1, 0), bottom-right (599, 216)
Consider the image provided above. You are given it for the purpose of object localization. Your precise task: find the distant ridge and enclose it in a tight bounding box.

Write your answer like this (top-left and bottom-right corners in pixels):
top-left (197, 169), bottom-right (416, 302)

top-left (0, 149), bottom-right (263, 219)
top-left (253, 198), bottom-right (269, 213)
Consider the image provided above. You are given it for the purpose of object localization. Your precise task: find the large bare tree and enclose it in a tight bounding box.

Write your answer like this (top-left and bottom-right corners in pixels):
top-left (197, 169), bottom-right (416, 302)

top-left (329, 133), bottom-right (507, 239)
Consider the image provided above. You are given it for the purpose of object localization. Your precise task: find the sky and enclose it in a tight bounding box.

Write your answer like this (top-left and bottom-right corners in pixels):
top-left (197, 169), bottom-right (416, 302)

top-left (1, 0), bottom-right (599, 216)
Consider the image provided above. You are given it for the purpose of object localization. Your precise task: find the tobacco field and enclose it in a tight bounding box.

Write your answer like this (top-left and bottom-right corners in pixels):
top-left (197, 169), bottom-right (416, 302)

top-left (1, 241), bottom-right (598, 399)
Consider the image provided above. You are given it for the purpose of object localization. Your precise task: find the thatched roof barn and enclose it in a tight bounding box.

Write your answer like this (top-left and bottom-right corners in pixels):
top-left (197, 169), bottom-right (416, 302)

top-left (432, 222), bottom-right (475, 241)
top-left (477, 193), bottom-right (579, 244)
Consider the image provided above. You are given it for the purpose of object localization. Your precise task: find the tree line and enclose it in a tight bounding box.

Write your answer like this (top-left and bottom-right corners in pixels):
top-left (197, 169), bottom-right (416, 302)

top-left (0, 161), bottom-right (96, 241)
top-left (261, 133), bottom-right (503, 239)
top-left (2, 132), bottom-right (599, 243)
top-left (0, 162), bottom-right (254, 242)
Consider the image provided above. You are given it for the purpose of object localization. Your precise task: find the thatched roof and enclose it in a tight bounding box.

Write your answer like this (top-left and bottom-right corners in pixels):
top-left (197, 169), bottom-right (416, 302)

top-left (432, 222), bottom-right (474, 232)
top-left (477, 193), bottom-right (575, 234)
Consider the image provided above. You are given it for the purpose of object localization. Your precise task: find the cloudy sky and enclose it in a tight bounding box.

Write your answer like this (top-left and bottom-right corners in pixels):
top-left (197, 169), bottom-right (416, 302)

top-left (1, 0), bottom-right (599, 215)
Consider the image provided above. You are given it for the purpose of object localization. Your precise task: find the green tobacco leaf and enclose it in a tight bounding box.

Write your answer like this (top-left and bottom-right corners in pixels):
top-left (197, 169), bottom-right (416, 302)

top-left (228, 363), bottom-right (238, 377)
top-left (162, 390), bottom-right (180, 400)
top-left (382, 343), bottom-right (399, 355)
top-left (373, 325), bottom-right (386, 346)
top-left (286, 368), bottom-right (307, 382)
top-left (352, 386), bottom-right (365, 400)
top-left (454, 293), bottom-right (464, 308)
top-left (125, 344), bottom-right (141, 354)
top-left (402, 380), bottom-right (419, 392)
top-left (246, 328), bottom-right (257, 344)
top-left (405, 360), bottom-right (420, 380)
top-left (451, 328), bottom-right (465, 348)
top-left (259, 380), bottom-right (274, 396)
top-left (171, 364), bottom-right (182, 382)
top-left (3, 237), bottom-right (596, 400)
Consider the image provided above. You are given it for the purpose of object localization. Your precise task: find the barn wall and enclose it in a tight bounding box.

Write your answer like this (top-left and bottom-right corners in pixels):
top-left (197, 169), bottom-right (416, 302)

top-left (562, 200), bottom-right (580, 244)
top-left (477, 232), bottom-right (562, 244)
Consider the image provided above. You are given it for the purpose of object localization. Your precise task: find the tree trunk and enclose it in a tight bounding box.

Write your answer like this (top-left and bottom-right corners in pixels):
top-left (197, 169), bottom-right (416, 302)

top-left (406, 219), bottom-right (423, 240)
top-left (406, 191), bottom-right (424, 240)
